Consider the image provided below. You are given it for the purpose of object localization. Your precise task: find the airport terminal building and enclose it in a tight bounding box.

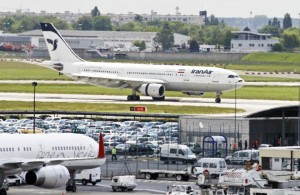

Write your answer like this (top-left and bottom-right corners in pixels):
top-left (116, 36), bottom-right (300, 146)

top-left (179, 106), bottom-right (299, 150)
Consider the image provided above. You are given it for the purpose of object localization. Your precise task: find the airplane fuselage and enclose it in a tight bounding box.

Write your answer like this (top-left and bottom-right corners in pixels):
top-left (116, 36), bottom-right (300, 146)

top-left (62, 61), bottom-right (244, 93)
top-left (0, 133), bottom-right (104, 175)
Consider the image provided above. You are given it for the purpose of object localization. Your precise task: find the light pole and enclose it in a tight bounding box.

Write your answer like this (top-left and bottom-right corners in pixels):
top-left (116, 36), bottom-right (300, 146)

top-left (234, 82), bottom-right (237, 149)
top-left (32, 82), bottom-right (37, 133)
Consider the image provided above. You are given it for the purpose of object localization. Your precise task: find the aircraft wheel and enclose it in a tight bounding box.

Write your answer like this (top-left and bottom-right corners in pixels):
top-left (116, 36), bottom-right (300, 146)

top-left (176, 174), bottom-right (183, 181)
top-left (81, 179), bottom-right (87, 185)
top-left (145, 173), bottom-right (152, 180)
top-left (215, 97), bottom-right (221, 103)
top-left (66, 186), bottom-right (70, 192)
top-left (71, 185), bottom-right (77, 192)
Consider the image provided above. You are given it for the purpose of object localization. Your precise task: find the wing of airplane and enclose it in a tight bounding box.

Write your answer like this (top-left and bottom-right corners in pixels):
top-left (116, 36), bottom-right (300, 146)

top-left (73, 72), bottom-right (167, 88)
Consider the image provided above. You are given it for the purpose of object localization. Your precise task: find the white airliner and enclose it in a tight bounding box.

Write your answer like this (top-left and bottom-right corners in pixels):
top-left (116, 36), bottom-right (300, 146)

top-left (0, 133), bottom-right (105, 195)
top-left (41, 23), bottom-right (245, 103)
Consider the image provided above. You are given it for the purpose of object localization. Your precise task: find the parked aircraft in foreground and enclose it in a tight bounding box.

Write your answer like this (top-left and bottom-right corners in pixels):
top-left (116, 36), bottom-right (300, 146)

top-left (0, 133), bottom-right (105, 195)
top-left (41, 23), bottom-right (244, 103)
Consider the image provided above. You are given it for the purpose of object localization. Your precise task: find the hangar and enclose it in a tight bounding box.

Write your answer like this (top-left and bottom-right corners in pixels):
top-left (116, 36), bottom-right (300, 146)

top-left (18, 29), bottom-right (190, 57)
top-left (179, 105), bottom-right (300, 150)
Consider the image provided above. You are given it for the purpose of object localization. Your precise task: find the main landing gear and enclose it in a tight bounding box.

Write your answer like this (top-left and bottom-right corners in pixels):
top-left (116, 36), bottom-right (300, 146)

top-left (127, 89), bottom-right (165, 101)
top-left (215, 92), bottom-right (222, 103)
top-left (66, 171), bottom-right (76, 193)
top-left (0, 172), bottom-right (7, 195)
top-left (127, 89), bottom-right (140, 101)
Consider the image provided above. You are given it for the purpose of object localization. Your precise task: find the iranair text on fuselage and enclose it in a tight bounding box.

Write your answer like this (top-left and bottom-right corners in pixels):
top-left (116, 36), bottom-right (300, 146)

top-left (191, 69), bottom-right (213, 74)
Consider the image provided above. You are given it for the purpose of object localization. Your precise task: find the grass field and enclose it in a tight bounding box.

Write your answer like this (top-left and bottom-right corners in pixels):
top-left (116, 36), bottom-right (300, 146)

top-left (0, 61), bottom-right (70, 80)
top-left (242, 52), bottom-right (300, 63)
top-left (0, 84), bottom-right (298, 101)
top-left (0, 101), bottom-right (244, 114)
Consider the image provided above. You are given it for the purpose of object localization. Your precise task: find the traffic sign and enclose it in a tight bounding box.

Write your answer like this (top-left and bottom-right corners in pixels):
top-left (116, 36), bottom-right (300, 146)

top-left (130, 106), bottom-right (147, 112)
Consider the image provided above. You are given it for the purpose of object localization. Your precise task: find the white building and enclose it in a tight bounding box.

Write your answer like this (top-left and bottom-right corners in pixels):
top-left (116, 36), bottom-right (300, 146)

top-left (0, 10), bottom-right (204, 25)
top-left (20, 30), bottom-right (190, 52)
top-left (105, 11), bottom-right (204, 25)
top-left (231, 31), bottom-right (279, 52)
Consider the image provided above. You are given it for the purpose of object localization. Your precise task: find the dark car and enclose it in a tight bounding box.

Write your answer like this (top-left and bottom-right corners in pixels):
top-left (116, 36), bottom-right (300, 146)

top-left (128, 143), bottom-right (154, 156)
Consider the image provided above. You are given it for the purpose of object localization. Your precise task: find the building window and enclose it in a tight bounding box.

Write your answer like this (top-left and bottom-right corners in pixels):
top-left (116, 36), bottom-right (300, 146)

top-left (238, 43), bottom-right (242, 47)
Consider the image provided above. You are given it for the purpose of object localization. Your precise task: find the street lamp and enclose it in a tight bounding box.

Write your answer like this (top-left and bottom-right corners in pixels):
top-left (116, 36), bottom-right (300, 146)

top-left (32, 82), bottom-right (38, 133)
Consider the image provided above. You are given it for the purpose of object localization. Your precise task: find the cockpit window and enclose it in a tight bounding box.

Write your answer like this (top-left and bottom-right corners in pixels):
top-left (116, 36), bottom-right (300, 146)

top-left (228, 75), bottom-right (239, 78)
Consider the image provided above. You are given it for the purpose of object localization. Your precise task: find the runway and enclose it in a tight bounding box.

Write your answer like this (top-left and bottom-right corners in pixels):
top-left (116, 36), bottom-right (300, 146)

top-left (0, 92), bottom-right (297, 116)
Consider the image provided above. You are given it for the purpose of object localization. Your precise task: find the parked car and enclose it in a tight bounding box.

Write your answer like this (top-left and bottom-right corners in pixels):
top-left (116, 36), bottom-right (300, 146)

top-left (6, 175), bottom-right (23, 186)
top-left (128, 143), bottom-right (154, 156)
top-left (225, 149), bottom-right (259, 164)
top-left (258, 144), bottom-right (273, 149)
top-left (184, 142), bottom-right (202, 155)
top-left (115, 143), bottom-right (131, 154)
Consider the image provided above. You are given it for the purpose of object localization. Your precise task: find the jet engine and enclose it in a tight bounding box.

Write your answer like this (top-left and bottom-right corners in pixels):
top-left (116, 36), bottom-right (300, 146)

top-left (25, 165), bottom-right (70, 189)
top-left (138, 83), bottom-right (165, 97)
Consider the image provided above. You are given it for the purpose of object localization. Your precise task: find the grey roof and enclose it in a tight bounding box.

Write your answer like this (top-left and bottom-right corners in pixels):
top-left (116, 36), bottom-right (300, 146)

top-left (232, 31), bottom-right (271, 36)
top-left (19, 29), bottom-right (157, 39)
top-left (246, 105), bottom-right (299, 118)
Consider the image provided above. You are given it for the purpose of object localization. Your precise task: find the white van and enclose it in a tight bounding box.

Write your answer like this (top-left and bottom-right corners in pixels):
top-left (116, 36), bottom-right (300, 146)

top-left (196, 158), bottom-right (227, 178)
top-left (225, 149), bottom-right (259, 164)
top-left (75, 167), bottom-right (101, 185)
top-left (160, 144), bottom-right (197, 164)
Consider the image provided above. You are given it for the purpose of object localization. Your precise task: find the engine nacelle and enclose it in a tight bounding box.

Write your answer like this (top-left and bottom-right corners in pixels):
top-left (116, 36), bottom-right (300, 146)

top-left (25, 165), bottom-right (69, 189)
top-left (138, 83), bottom-right (165, 97)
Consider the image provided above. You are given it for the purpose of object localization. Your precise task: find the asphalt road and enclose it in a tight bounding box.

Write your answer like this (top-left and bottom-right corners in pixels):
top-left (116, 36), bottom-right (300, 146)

top-left (0, 92), bottom-right (297, 116)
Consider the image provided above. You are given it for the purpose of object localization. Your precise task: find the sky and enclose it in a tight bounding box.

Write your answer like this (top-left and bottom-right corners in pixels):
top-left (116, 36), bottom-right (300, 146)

top-left (1, 0), bottom-right (300, 18)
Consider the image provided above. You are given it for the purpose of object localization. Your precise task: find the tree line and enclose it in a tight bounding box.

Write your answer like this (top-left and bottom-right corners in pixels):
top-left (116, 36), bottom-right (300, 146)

top-left (0, 6), bottom-right (298, 51)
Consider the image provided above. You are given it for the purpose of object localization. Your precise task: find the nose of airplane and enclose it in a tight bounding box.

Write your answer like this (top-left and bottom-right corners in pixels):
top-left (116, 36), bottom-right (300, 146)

top-left (235, 78), bottom-right (245, 88)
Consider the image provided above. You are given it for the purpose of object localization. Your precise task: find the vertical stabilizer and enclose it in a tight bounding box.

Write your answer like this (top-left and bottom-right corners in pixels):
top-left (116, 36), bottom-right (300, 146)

top-left (40, 23), bottom-right (84, 62)
top-left (97, 133), bottom-right (105, 159)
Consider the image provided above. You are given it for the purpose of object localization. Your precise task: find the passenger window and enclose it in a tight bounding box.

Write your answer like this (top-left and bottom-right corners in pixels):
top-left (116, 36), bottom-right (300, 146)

top-left (178, 149), bottom-right (185, 155)
top-left (203, 163), bottom-right (209, 168)
top-left (170, 149), bottom-right (177, 154)
top-left (209, 163), bottom-right (217, 168)
top-left (228, 75), bottom-right (234, 78)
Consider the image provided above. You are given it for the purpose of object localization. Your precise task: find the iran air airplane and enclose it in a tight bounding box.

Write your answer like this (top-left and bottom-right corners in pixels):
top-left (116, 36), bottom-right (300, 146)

top-left (0, 133), bottom-right (105, 195)
top-left (41, 23), bottom-right (244, 103)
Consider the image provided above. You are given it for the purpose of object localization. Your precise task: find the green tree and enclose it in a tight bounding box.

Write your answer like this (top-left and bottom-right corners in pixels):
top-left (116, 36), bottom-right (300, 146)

top-left (258, 25), bottom-right (281, 37)
top-left (91, 6), bottom-right (101, 17)
top-left (223, 29), bottom-right (234, 49)
top-left (282, 29), bottom-right (300, 49)
top-left (189, 39), bottom-right (199, 52)
top-left (132, 40), bottom-right (146, 51)
top-left (205, 15), bottom-right (219, 26)
top-left (283, 13), bottom-right (292, 29)
top-left (134, 14), bottom-right (143, 22)
top-left (271, 17), bottom-right (281, 29)
top-left (94, 16), bottom-right (112, 31)
top-left (272, 43), bottom-right (283, 52)
top-left (169, 21), bottom-right (189, 35)
top-left (74, 16), bottom-right (94, 30)
top-left (153, 23), bottom-right (174, 51)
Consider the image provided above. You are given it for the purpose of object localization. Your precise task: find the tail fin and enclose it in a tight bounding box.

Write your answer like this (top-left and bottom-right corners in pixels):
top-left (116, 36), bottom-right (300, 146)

top-left (97, 133), bottom-right (105, 159)
top-left (40, 23), bottom-right (84, 62)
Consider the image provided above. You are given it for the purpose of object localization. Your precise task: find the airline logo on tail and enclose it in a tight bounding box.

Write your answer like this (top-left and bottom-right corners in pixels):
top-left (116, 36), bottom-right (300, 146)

top-left (46, 39), bottom-right (58, 51)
